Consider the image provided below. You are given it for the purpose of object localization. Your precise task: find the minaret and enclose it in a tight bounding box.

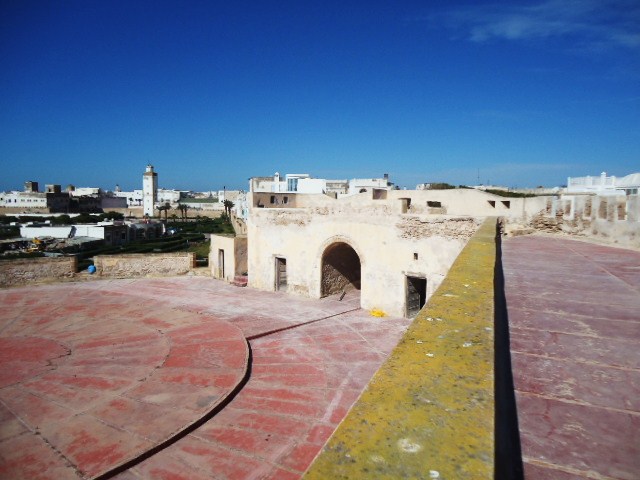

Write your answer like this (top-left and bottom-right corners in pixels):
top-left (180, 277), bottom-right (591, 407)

top-left (142, 164), bottom-right (158, 217)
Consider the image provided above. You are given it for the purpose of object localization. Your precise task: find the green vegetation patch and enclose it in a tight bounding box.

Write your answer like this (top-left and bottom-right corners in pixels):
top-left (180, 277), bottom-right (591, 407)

top-left (484, 189), bottom-right (537, 198)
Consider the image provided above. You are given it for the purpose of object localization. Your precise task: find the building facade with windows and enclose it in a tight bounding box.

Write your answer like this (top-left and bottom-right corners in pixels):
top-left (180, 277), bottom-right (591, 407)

top-left (567, 171), bottom-right (640, 195)
top-left (142, 164), bottom-right (158, 217)
top-left (223, 188), bottom-right (548, 317)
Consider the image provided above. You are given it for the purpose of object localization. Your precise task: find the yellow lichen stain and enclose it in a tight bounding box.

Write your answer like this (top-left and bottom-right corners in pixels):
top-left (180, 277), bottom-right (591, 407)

top-left (369, 308), bottom-right (386, 317)
top-left (304, 218), bottom-right (497, 480)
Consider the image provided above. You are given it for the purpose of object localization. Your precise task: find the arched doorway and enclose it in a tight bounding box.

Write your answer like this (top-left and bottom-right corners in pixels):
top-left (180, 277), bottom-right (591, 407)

top-left (321, 242), bottom-right (361, 297)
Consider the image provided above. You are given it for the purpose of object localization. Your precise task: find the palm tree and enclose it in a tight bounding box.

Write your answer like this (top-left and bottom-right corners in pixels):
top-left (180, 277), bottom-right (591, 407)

top-left (156, 202), bottom-right (171, 221)
top-left (177, 204), bottom-right (189, 220)
top-left (223, 200), bottom-right (235, 218)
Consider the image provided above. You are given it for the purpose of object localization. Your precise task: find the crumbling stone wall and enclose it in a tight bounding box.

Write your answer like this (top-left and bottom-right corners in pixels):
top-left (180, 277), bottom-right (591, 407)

top-left (93, 252), bottom-right (196, 278)
top-left (0, 257), bottom-right (77, 287)
top-left (523, 194), bottom-right (640, 249)
top-left (397, 217), bottom-right (480, 240)
top-left (321, 243), bottom-right (361, 296)
top-left (529, 210), bottom-right (564, 233)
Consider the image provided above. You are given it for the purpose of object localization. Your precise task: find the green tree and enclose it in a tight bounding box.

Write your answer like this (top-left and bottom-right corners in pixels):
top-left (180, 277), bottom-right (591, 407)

top-left (177, 204), bottom-right (189, 220)
top-left (222, 200), bottom-right (235, 218)
top-left (156, 202), bottom-right (171, 221)
top-left (103, 211), bottom-right (124, 221)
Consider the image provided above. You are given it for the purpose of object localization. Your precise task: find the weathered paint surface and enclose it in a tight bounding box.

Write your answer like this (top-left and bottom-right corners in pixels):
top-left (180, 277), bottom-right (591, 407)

top-left (248, 202), bottom-right (481, 317)
top-left (0, 256), bottom-right (77, 287)
top-left (503, 236), bottom-right (640, 479)
top-left (0, 277), bottom-right (411, 479)
top-left (304, 218), bottom-right (496, 479)
top-left (94, 252), bottom-right (196, 277)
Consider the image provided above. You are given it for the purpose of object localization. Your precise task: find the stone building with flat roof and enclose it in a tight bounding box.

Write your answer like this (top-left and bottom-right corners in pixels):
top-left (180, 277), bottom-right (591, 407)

top-left (219, 187), bottom-right (548, 317)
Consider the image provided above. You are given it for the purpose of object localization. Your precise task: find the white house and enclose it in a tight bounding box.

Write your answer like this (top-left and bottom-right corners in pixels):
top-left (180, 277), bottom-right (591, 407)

top-left (567, 171), bottom-right (640, 195)
top-left (250, 172), bottom-right (394, 197)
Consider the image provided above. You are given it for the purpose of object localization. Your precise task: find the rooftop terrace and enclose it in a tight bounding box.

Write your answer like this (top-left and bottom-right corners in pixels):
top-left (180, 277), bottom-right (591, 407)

top-left (1, 221), bottom-right (638, 479)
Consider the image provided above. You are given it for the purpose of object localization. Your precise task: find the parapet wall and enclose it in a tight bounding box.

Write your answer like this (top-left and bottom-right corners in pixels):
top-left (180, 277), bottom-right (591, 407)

top-left (526, 194), bottom-right (640, 249)
top-left (0, 257), bottom-right (77, 287)
top-left (93, 252), bottom-right (196, 278)
top-left (304, 218), bottom-right (497, 479)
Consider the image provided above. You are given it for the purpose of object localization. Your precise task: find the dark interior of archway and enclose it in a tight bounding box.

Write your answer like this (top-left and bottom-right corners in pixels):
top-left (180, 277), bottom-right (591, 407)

top-left (321, 242), bottom-right (361, 296)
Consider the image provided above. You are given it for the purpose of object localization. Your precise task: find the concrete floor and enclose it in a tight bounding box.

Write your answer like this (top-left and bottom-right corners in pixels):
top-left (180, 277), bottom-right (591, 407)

top-left (2, 234), bottom-right (638, 479)
top-left (503, 236), bottom-right (640, 480)
top-left (0, 277), bottom-right (410, 479)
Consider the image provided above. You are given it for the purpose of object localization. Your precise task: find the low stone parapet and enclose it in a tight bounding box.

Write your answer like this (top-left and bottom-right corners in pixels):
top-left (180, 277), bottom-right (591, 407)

top-left (93, 252), bottom-right (196, 278)
top-left (0, 256), bottom-right (77, 287)
top-left (304, 218), bottom-right (498, 479)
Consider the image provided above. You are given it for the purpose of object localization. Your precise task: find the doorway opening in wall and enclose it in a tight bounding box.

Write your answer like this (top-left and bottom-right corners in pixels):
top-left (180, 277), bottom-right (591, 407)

top-left (275, 257), bottom-right (287, 291)
top-left (321, 242), bottom-right (361, 298)
top-left (218, 249), bottom-right (225, 279)
top-left (406, 276), bottom-right (427, 318)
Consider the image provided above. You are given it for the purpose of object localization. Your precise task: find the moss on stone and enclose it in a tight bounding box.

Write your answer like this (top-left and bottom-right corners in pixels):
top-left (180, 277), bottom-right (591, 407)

top-left (304, 218), bottom-right (497, 479)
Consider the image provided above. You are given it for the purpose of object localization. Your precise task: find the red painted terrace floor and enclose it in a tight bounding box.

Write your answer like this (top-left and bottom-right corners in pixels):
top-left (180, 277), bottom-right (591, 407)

top-left (0, 277), bottom-right (411, 479)
top-left (503, 236), bottom-right (640, 480)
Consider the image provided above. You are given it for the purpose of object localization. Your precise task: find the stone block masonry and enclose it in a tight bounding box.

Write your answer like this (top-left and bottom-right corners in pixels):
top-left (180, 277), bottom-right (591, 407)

top-left (93, 252), bottom-right (196, 278)
top-left (0, 256), bottom-right (77, 287)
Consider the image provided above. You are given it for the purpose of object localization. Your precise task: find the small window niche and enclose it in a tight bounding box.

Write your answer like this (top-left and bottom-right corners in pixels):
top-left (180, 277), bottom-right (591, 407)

top-left (413, 252), bottom-right (419, 260)
top-left (488, 200), bottom-right (496, 208)
top-left (270, 195), bottom-right (275, 204)
top-left (501, 200), bottom-right (511, 209)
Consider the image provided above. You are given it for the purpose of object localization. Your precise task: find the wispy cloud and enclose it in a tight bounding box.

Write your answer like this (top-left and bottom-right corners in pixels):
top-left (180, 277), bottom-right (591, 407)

top-left (429, 0), bottom-right (640, 51)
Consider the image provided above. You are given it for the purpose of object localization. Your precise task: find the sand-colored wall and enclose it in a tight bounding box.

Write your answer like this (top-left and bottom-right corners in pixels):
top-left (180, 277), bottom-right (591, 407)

top-left (210, 235), bottom-right (247, 281)
top-left (0, 256), bottom-right (77, 287)
top-left (248, 205), bottom-right (480, 317)
top-left (93, 252), bottom-right (196, 278)
top-left (526, 194), bottom-right (640, 249)
top-left (304, 219), bottom-right (497, 479)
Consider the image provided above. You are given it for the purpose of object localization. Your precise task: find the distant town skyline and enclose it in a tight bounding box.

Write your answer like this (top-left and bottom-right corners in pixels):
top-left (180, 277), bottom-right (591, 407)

top-left (1, 1), bottom-right (638, 192)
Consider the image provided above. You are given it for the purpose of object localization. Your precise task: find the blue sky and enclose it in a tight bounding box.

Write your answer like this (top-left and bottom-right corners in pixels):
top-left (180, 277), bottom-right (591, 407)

top-left (1, 1), bottom-right (638, 191)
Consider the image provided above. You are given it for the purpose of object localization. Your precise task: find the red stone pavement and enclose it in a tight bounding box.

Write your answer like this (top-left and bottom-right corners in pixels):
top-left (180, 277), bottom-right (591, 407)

top-left (0, 277), bottom-right (410, 479)
top-left (503, 236), bottom-right (640, 480)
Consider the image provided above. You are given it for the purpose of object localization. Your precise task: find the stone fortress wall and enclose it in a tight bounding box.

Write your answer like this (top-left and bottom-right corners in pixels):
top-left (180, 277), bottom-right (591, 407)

top-left (0, 256), bottom-right (77, 287)
top-left (513, 194), bottom-right (640, 249)
top-left (93, 252), bottom-right (197, 278)
top-left (246, 189), bottom-right (543, 317)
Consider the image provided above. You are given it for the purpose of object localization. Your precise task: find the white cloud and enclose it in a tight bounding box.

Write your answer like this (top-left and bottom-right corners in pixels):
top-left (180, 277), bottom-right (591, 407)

top-left (432, 0), bottom-right (640, 51)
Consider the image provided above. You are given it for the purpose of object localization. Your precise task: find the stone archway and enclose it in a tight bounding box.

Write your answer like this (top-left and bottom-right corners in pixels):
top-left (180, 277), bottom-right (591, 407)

top-left (321, 242), bottom-right (361, 297)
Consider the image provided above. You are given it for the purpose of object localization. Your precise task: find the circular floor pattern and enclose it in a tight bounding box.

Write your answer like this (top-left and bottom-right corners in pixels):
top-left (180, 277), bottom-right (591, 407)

top-left (0, 283), bottom-right (249, 480)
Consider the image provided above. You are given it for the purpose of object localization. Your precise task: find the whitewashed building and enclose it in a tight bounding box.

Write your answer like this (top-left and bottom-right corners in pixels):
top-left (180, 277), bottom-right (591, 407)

top-left (567, 172), bottom-right (640, 195)
top-left (249, 172), bottom-right (394, 198)
top-left (142, 164), bottom-right (158, 217)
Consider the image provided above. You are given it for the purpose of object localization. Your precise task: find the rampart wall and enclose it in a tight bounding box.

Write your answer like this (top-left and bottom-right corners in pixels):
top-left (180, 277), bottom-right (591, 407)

top-left (305, 218), bottom-right (498, 478)
top-left (93, 252), bottom-right (196, 278)
top-left (0, 257), bottom-right (77, 287)
top-left (525, 194), bottom-right (640, 249)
